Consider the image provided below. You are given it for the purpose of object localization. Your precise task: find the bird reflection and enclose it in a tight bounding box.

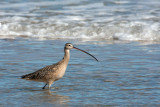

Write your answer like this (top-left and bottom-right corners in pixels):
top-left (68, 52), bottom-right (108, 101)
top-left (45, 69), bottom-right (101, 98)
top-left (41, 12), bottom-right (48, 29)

top-left (38, 90), bottom-right (70, 106)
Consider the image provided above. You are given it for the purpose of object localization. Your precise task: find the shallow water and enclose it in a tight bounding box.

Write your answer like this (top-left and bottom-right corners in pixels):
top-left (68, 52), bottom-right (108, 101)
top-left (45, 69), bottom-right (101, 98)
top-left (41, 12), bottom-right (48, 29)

top-left (0, 39), bottom-right (160, 106)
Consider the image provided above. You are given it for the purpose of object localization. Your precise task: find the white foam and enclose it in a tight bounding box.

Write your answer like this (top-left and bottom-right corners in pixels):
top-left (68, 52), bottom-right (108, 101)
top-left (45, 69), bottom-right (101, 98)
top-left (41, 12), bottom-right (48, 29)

top-left (0, 16), bottom-right (160, 41)
top-left (112, 1), bottom-right (130, 4)
top-left (65, 16), bottom-right (85, 21)
top-left (0, 0), bottom-right (160, 42)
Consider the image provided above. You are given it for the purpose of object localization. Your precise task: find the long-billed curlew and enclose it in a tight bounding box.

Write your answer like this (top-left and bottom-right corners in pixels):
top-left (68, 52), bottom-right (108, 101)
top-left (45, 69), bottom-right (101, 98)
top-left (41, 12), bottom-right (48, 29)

top-left (21, 43), bottom-right (98, 89)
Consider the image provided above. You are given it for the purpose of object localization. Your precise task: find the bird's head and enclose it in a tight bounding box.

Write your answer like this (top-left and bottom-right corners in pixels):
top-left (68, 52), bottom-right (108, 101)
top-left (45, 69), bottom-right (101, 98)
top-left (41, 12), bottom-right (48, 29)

top-left (64, 43), bottom-right (98, 62)
top-left (65, 43), bottom-right (74, 49)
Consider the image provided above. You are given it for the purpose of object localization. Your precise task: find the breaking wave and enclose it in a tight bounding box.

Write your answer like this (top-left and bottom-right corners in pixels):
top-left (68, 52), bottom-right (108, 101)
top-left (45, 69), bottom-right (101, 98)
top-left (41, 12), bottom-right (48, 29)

top-left (0, 0), bottom-right (160, 41)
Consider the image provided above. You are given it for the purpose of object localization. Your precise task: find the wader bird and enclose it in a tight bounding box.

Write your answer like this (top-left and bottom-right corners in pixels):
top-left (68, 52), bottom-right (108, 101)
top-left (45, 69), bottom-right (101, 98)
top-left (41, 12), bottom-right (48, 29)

top-left (21, 43), bottom-right (98, 89)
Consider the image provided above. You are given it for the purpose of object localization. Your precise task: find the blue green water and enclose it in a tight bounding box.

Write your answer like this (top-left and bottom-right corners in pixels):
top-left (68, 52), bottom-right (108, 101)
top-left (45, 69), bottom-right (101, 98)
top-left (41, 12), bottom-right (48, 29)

top-left (0, 0), bottom-right (160, 106)
top-left (0, 39), bottom-right (160, 106)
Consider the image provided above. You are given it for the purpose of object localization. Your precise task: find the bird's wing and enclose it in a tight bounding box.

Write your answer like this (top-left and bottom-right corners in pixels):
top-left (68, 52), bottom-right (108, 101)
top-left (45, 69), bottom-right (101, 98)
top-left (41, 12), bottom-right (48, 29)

top-left (21, 64), bottom-right (57, 80)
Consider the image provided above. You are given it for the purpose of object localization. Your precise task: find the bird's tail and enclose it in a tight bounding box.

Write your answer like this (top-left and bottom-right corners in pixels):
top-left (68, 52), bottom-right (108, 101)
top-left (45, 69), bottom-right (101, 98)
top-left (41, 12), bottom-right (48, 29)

top-left (21, 72), bottom-right (35, 79)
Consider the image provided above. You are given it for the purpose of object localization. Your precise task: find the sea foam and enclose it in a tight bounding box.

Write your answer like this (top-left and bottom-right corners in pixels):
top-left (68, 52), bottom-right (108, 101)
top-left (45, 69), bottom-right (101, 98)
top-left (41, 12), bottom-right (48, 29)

top-left (0, 0), bottom-right (159, 42)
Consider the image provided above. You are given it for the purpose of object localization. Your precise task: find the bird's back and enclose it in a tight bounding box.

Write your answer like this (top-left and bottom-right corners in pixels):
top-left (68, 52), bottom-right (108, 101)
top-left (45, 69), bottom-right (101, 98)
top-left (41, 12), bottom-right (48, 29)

top-left (22, 62), bottom-right (62, 81)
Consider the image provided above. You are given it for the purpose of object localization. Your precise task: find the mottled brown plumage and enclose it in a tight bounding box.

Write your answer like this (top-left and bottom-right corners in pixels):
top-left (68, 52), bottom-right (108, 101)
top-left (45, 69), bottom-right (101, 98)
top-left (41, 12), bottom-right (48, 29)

top-left (21, 43), bottom-right (98, 89)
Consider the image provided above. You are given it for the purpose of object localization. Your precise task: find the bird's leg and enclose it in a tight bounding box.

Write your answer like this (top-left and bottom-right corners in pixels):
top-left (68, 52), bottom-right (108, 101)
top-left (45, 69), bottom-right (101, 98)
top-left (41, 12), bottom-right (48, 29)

top-left (48, 84), bottom-right (51, 89)
top-left (48, 81), bottom-right (53, 89)
top-left (42, 83), bottom-right (47, 89)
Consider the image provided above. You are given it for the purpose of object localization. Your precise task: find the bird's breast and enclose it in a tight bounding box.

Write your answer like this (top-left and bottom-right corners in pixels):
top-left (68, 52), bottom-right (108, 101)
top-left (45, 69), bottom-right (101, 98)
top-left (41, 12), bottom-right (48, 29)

top-left (55, 64), bottom-right (67, 80)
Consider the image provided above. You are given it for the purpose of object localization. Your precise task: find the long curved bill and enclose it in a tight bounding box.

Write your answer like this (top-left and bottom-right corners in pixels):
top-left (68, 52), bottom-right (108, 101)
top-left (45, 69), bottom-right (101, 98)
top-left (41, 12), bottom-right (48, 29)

top-left (73, 47), bottom-right (98, 62)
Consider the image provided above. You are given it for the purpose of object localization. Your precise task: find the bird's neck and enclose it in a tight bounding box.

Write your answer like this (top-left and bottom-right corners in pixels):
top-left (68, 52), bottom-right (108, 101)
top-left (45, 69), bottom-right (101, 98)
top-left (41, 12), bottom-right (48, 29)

top-left (63, 48), bottom-right (70, 64)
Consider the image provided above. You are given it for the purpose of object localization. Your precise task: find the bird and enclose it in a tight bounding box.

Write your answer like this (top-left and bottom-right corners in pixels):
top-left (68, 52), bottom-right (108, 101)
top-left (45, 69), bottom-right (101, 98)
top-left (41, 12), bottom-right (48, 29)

top-left (21, 43), bottom-right (98, 89)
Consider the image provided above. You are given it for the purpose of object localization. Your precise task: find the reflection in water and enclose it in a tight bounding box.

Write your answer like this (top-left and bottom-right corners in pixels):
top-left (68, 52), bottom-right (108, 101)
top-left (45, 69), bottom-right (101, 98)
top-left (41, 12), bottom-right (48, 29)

top-left (44, 90), bottom-right (70, 105)
top-left (30, 90), bottom-right (70, 106)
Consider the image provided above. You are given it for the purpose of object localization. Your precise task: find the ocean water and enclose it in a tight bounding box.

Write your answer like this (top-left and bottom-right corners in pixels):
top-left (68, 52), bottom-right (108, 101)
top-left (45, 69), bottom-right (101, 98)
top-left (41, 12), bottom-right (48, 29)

top-left (0, 0), bottom-right (160, 106)
top-left (0, 0), bottom-right (160, 41)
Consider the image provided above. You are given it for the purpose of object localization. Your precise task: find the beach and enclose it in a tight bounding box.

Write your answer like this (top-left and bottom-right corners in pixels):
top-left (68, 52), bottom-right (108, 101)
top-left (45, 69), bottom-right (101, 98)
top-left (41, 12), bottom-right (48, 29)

top-left (0, 0), bottom-right (160, 106)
